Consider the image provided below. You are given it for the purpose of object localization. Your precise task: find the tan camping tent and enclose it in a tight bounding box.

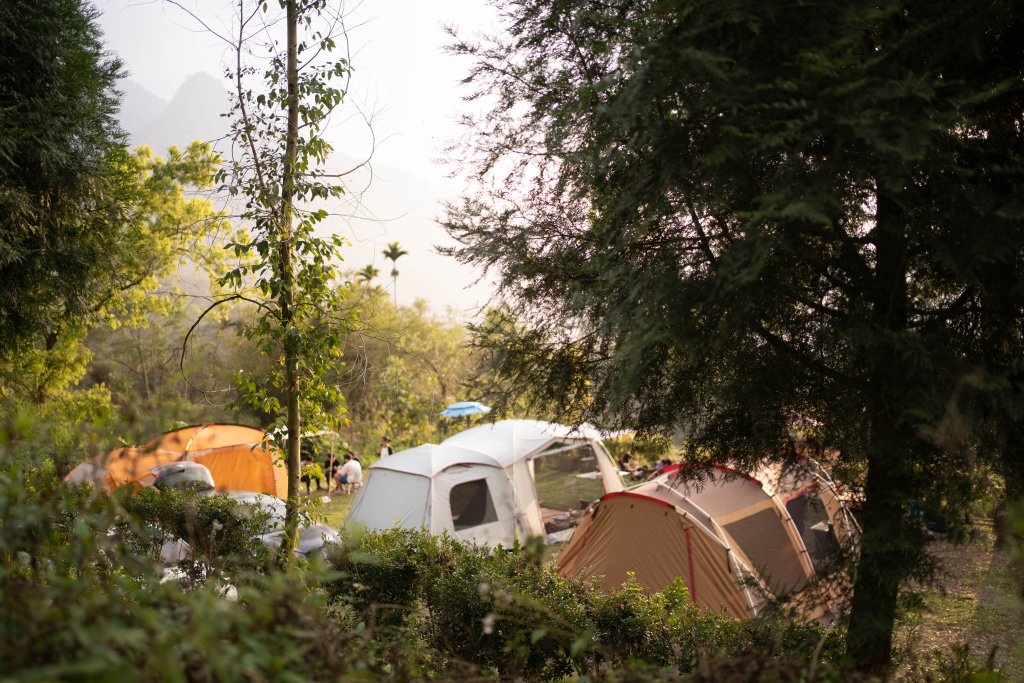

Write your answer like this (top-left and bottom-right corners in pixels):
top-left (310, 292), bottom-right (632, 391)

top-left (556, 491), bottom-right (764, 619)
top-left (557, 463), bottom-right (857, 620)
top-left (653, 465), bottom-right (815, 596)
top-left (65, 424), bottom-right (287, 498)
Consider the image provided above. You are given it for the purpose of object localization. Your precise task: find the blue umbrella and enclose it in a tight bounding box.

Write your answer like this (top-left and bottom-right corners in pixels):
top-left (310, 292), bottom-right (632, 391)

top-left (439, 401), bottom-right (492, 418)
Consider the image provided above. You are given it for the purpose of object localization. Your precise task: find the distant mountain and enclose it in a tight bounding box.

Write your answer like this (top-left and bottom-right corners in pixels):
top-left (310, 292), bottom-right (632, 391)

top-left (122, 72), bottom-right (230, 154)
top-left (114, 71), bottom-right (491, 315)
top-left (116, 79), bottom-right (167, 138)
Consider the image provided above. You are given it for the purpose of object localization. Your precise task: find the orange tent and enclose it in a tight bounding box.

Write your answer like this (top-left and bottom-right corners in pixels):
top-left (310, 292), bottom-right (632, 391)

top-left (65, 424), bottom-right (287, 499)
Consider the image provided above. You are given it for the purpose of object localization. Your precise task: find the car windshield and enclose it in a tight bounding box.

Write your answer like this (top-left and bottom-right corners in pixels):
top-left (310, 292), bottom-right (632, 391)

top-left (153, 468), bottom-right (214, 492)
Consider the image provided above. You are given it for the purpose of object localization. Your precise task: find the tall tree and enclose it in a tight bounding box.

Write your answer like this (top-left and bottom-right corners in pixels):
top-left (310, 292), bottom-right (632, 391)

top-left (446, 0), bottom-right (1024, 673)
top-left (1, 142), bottom-right (234, 404)
top-left (382, 240), bottom-right (408, 306)
top-left (216, 0), bottom-right (352, 545)
top-left (0, 0), bottom-right (129, 354)
top-left (330, 294), bottom-right (477, 453)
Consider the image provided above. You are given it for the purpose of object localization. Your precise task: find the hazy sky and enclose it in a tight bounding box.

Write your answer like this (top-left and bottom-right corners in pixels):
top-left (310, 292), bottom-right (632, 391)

top-left (94, 0), bottom-right (502, 315)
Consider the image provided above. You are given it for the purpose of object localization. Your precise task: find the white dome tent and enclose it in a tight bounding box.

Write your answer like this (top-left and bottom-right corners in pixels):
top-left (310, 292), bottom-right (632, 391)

top-left (345, 420), bottom-right (624, 547)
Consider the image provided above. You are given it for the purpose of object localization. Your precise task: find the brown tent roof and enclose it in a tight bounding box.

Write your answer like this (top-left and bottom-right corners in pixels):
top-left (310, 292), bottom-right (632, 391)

top-left (752, 459), bottom-right (860, 560)
top-left (654, 466), bottom-right (815, 597)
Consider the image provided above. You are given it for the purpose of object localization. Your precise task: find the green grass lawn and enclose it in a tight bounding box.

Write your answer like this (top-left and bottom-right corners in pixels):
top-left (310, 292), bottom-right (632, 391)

top-left (533, 463), bottom-right (606, 512)
top-left (305, 490), bottom-right (355, 530)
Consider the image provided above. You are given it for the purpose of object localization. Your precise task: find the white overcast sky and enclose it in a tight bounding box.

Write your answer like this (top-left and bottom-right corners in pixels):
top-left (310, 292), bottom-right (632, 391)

top-left (94, 0), bottom-right (502, 315)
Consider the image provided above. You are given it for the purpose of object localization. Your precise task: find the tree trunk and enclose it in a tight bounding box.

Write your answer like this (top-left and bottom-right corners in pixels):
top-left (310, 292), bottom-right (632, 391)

top-left (281, 0), bottom-right (301, 551)
top-left (135, 330), bottom-right (151, 401)
top-left (846, 186), bottom-right (916, 674)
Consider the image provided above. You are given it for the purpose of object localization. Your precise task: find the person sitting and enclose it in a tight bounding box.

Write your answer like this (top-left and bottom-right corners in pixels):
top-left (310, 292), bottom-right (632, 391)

top-left (619, 452), bottom-right (645, 480)
top-left (335, 453), bottom-right (363, 494)
top-left (322, 453), bottom-right (340, 491)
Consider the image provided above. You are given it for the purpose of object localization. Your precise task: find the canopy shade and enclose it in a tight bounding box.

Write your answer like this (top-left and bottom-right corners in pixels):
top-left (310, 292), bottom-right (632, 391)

top-left (439, 401), bottom-right (492, 417)
top-left (442, 419), bottom-right (605, 468)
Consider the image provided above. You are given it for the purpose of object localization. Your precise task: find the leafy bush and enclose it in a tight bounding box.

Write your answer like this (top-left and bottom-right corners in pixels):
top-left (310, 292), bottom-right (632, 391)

top-left (0, 437), bottom-right (390, 681)
top-left (0, 427), bottom-right (849, 682)
top-left (114, 486), bottom-right (275, 582)
top-left (326, 528), bottom-right (844, 679)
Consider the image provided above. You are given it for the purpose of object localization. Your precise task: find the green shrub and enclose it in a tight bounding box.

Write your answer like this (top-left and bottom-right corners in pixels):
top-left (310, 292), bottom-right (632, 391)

top-left (326, 528), bottom-right (846, 680)
top-left (115, 486), bottom-right (274, 582)
top-left (326, 529), bottom-right (588, 678)
top-left (0, 438), bottom-right (398, 682)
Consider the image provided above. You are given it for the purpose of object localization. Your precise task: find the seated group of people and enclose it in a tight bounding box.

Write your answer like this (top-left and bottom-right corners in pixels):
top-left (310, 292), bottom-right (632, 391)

top-left (618, 453), bottom-right (678, 481)
top-left (301, 451), bottom-right (362, 493)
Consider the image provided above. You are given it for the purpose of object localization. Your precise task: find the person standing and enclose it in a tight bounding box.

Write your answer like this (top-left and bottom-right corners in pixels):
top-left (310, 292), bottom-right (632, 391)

top-left (379, 436), bottom-right (393, 458)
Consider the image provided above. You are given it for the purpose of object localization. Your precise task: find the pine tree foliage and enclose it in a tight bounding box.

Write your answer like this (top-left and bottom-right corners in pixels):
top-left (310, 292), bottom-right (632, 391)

top-left (445, 0), bottom-right (1024, 671)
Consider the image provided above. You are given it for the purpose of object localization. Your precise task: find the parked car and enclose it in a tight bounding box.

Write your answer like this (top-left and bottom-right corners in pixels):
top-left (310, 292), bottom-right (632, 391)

top-left (146, 462), bottom-right (339, 559)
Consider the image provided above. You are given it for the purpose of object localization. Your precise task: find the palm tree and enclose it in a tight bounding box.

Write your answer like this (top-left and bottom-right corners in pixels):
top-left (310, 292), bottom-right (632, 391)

top-left (382, 241), bottom-right (408, 305)
top-left (355, 263), bottom-right (380, 285)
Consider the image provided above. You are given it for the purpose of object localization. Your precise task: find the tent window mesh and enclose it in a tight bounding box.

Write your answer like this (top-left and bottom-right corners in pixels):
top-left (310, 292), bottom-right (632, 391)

top-left (786, 493), bottom-right (840, 567)
top-left (450, 478), bottom-right (498, 530)
top-left (533, 443), bottom-right (605, 512)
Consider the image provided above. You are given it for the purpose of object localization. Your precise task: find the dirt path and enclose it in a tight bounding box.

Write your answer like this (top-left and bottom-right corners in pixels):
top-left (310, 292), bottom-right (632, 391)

top-left (894, 527), bottom-right (1023, 679)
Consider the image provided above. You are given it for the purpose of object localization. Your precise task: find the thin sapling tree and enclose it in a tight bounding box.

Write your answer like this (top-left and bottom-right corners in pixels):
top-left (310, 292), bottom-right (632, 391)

top-left (216, 0), bottom-right (354, 546)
